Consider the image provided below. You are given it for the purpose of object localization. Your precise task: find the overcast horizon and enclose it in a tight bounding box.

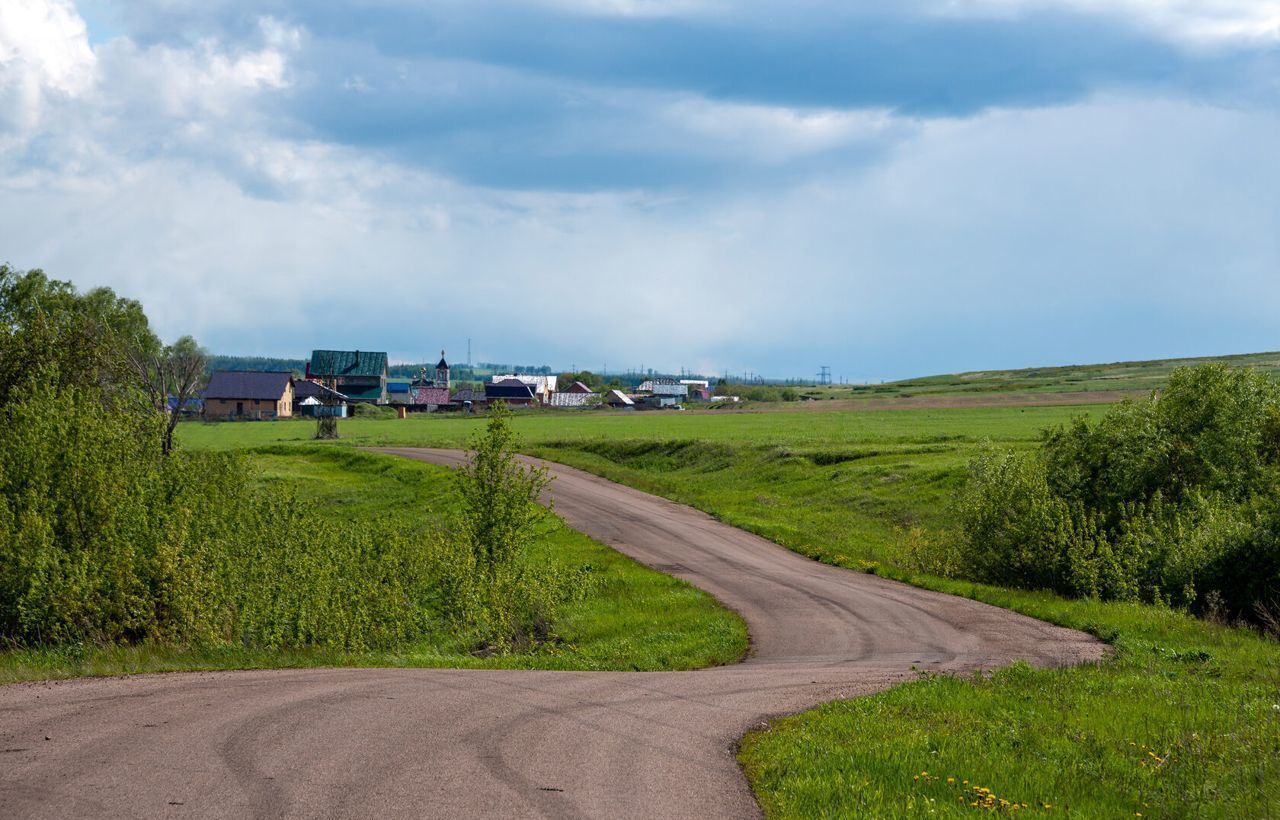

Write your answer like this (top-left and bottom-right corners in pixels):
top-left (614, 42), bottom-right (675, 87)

top-left (2, 1), bottom-right (1278, 382)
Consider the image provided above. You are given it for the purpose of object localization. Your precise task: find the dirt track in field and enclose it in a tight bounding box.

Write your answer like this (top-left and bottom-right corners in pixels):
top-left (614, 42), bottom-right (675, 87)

top-left (0, 449), bottom-right (1104, 819)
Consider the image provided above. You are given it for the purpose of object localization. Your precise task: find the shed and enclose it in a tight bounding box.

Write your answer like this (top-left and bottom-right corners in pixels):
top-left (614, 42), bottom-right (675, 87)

top-left (603, 389), bottom-right (634, 408)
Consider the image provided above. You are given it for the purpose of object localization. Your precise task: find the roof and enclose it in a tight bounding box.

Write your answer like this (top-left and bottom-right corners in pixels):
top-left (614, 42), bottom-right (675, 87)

top-left (436, 351), bottom-right (449, 369)
top-left (485, 381), bottom-right (537, 400)
top-left (452, 388), bottom-right (486, 403)
top-left (387, 380), bottom-right (412, 394)
top-left (204, 371), bottom-right (292, 401)
top-left (491, 374), bottom-right (557, 392)
top-left (309, 349), bottom-right (388, 378)
top-left (344, 385), bottom-right (386, 401)
top-left (566, 381), bottom-right (593, 393)
top-left (294, 380), bottom-right (349, 402)
top-left (604, 389), bottom-right (634, 406)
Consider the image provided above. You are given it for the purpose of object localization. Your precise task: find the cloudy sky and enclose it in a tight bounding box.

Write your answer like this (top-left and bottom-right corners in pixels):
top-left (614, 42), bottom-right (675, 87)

top-left (1, 1), bottom-right (1277, 380)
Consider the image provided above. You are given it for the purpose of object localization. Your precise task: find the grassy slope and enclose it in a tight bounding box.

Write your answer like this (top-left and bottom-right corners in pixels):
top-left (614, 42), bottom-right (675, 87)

top-left (177, 409), bottom-right (1280, 817)
top-left (802, 350), bottom-right (1280, 403)
top-left (0, 447), bottom-right (745, 684)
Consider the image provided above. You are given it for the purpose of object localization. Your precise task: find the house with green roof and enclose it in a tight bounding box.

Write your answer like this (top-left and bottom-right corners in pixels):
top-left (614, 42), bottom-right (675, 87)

top-left (306, 349), bottom-right (389, 404)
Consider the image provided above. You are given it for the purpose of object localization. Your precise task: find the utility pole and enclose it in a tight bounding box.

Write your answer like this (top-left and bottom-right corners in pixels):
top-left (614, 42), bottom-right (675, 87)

top-left (466, 338), bottom-right (472, 368)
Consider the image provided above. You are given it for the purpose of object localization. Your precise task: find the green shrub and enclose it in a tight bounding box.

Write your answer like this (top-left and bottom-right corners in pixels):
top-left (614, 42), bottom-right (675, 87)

top-left (353, 402), bottom-right (396, 419)
top-left (953, 364), bottom-right (1280, 625)
top-left (449, 403), bottom-right (579, 649)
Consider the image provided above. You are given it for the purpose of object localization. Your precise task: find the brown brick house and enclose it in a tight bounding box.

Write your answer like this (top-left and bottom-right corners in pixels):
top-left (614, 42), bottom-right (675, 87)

top-left (203, 371), bottom-right (294, 420)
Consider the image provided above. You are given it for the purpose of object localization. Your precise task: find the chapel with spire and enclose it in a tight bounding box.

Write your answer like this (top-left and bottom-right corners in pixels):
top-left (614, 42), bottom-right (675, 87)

top-left (434, 350), bottom-right (450, 389)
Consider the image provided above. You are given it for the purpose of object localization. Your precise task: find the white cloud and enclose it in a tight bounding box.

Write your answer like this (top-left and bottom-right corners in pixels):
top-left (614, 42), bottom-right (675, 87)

top-left (0, 0), bottom-right (95, 135)
top-left (656, 98), bottom-right (908, 163)
top-left (932, 0), bottom-right (1280, 44)
top-left (1, 2), bottom-right (1277, 376)
top-left (2, 94), bottom-right (1277, 376)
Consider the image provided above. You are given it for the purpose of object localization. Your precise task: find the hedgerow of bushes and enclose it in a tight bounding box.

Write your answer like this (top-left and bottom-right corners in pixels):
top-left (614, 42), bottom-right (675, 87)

top-left (942, 364), bottom-right (1280, 625)
top-left (0, 266), bottom-right (574, 654)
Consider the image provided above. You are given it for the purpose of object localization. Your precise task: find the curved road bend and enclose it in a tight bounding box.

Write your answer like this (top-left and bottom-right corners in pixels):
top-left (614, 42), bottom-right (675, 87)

top-left (0, 448), bottom-right (1103, 819)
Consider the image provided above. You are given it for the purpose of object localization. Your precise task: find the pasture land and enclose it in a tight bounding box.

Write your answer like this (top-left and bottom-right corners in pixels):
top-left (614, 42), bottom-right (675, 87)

top-left (0, 448), bottom-right (746, 683)
top-left (182, 405), bottom-right (1280, 817)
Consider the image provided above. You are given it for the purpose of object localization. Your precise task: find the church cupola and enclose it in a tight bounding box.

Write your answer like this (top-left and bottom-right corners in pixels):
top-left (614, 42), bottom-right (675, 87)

top-left (435, 350), bottom-right (450, 389)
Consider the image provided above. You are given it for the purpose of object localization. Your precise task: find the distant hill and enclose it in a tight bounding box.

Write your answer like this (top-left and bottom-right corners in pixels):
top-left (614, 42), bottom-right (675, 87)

top-left (792, 351), bottom-right (1280, 406)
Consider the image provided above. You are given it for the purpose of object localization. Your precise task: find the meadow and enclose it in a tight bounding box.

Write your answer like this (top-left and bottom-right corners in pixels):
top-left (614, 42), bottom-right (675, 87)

top-left (179, 404), bottom-right (1280, 817)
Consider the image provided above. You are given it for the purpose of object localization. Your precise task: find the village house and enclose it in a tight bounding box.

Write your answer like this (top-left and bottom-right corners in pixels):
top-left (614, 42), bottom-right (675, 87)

top-left (680, 379), bottom-right (712, 401)
top-left (485, 378), bottom-right (539, 406)
top-left (635, 378), bottom-right (688, 408)
top-left (451, 387), bottom-right (486, 412)
top-left (490, 373), bottom-right (557, 404)
top-left (549, 380), bottom-right (599, 408)
top-left (307, 349), bottom-right (389, 404)
top-left (203, 371), bottom-right (294, 420)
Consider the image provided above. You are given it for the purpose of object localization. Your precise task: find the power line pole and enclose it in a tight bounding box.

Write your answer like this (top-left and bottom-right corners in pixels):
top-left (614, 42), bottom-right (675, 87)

top-left (818, 365), bottom-right (831, 386)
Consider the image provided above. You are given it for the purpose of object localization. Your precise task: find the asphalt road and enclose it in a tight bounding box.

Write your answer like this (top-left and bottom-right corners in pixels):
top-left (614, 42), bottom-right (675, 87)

top-left (0, 448), bottom-right (1104, 819)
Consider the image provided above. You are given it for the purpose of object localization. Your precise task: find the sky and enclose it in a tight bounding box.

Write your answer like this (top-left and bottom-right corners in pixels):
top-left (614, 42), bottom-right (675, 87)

top-left (1, 1), bottom-right (1277, 381)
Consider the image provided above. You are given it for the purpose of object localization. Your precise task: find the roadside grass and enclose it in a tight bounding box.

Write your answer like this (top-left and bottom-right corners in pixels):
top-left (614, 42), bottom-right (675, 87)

top-left (0, 448), bottom-right (746, 684)
top-left (740, 580), bottom-right (1280, 817)
top-left (173, 409), bottom-right (1280, 816)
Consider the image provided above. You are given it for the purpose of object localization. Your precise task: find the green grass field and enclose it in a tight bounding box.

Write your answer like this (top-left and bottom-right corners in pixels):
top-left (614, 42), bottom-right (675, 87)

top-left (180, 406), bottom-right (1280, 817)
top-left (0, 447), bottom-right (746, 683)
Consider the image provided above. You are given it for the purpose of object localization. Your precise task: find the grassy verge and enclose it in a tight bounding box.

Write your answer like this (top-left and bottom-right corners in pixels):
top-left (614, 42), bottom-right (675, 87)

top-left (740, 575), bottom-right (1279, 817)
top-left (0, 447), bottom-right (745, 683)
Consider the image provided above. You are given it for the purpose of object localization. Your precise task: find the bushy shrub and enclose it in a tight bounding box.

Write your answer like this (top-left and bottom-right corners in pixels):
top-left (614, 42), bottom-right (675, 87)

top-left (447, 403), bottom-right (579, 649)
top-left (952, 364), bottom-right (1280, 625)
top-left (0, 382), bottom-right (441, 650)
top-left (353, 402), bottom-right (396, 419)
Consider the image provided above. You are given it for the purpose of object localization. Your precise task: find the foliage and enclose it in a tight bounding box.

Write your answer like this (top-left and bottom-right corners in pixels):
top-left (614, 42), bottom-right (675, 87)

top-left (0, 268), bottom-right (435, 652)
top-left (205, 354), bottom-right (306, 375)
top-left (0, 384), bottom-right (436, 651)
top-left (353, 401), bottom-right (396, 419)
top-left (0, 264), bottom-right (154, 408)
top-left (952, 365), bottom-right (1280, 623)
top-left (716, 379), bottom-right (801, 402)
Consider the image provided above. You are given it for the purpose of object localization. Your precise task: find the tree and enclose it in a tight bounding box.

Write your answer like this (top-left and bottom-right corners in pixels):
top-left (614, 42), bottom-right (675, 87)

top-left (129, 335), bottom-right (207, 455)
top-left (0, 265), bottom-right (155, 409)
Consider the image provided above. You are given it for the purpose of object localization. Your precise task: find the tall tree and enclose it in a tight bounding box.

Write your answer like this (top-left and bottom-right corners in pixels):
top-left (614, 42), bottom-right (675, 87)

top-left (129, 335), bottom-right (207, 455)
